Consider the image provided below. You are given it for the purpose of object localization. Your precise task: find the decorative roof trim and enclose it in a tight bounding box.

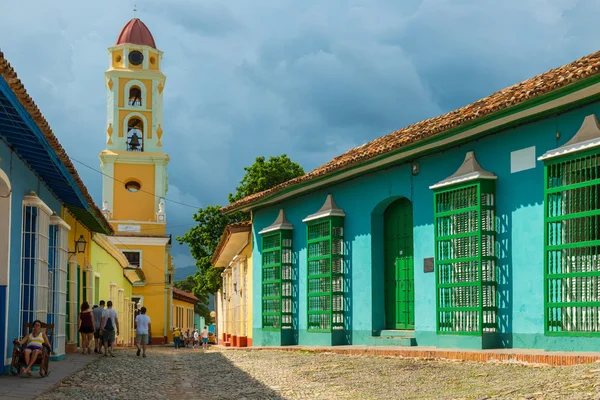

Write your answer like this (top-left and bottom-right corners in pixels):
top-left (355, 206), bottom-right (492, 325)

top-left (23, 191), bottom-right (52, 216)
top-left (50, 213), bottom-right (71, 231)
top-left (106, 235), bottom-right (170, 246)
top-left (92, 233), bottom-right (130, 269)
top-left (223, 50), bottom-right (600, 213)
top-left (539, 114), bottom-right (600, 161)
top-left (430, 151), bottom-right (497, 189)
top-left (302, 194), bottom-right (345, 222)
top-left (259, 209), bottom-right (293, 234)
top-left (211, 221), bottom-right (252, 266)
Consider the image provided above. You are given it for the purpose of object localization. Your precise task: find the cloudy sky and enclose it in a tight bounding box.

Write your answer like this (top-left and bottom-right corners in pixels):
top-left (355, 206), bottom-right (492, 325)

top-left (1, 0), bottom-right (598, 268)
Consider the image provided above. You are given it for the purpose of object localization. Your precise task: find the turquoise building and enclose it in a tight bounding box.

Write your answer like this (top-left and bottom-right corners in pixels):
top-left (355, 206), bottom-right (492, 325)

top-left (0, 53), bottom-right (111, 372)
top-left (223, 50), bottom-right (600, 351)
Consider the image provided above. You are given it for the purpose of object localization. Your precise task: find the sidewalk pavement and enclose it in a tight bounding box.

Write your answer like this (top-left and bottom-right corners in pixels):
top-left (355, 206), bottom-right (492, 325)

top-left (220, 345), bottom-right (600, 366)
top-left (0, 354), bottom-right (97, 399)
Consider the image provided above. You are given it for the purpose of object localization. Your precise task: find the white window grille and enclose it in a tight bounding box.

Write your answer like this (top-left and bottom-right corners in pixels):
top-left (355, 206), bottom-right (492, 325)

top-left (20, 194), bottom-right (51, 337)
top-left (48, 215), bottom-right (70, 356)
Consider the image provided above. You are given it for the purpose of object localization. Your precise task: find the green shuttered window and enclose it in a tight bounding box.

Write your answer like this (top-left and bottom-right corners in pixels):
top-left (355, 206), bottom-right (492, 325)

top-left (306, 217), bottom-right (344, 332)
top-left (434, 180), bottom-right (498, 335)
top-left (261, 230), bottom-right (293, 330)
top-left (544, 151), bottom-right (600, 335)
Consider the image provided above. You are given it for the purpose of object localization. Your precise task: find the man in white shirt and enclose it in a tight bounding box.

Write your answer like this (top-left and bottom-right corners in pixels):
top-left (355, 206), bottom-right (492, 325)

top-left (134, 306), bottom-right (151, 357)
top-left (100, 300), bottom-right (119, 357)
top-left (201, 326), bottom-right (209, 350)
top-left (193, 329), bottom-right (199, 349)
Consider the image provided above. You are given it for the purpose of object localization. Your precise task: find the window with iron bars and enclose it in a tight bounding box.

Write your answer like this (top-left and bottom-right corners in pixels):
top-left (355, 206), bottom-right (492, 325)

top-left (261, 230), bottom-right (293, 330)
top-left (47, 222), bottom-right (69, 356)
top-left (544, 151), bottom-right (600, 335)
top-left (306, 217), bottom-right (344, 332)
top-left (434, 180), bottom-right (498, 335)
top-left (20, 202), bottom-right (51, 337)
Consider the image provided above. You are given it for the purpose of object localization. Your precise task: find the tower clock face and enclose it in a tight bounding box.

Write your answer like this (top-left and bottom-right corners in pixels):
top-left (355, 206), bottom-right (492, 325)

top-left (128, 50), bottom-right (144, 66)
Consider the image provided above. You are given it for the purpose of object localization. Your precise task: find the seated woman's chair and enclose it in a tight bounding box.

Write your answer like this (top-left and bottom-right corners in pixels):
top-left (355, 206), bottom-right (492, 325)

top-left (10, 322), bottom-right (54, 377)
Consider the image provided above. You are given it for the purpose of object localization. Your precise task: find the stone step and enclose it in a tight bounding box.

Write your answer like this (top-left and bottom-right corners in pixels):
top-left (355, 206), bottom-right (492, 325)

top-left (368, 336), bottom-right (417, 347)
top-left (378, 330), bottom-right (415, 338)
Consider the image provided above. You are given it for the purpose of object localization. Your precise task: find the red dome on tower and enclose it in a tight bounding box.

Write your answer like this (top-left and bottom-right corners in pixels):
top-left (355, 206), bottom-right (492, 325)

top-left (115, 18), bottom-right (156, 49)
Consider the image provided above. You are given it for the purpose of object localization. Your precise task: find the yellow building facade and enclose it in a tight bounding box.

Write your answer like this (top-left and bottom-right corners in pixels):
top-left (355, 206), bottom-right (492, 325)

top-left (172, 288), bottom-right (199, 334)
top-left (99, 18), bottom-right (174, 344)
top-left (61, 211), bottom-right (138, 350)
top-left (213, 222), bottom-right (253, 347)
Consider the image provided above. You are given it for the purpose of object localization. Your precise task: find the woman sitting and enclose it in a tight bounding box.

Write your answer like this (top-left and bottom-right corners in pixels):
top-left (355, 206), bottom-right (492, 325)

top-left (13, 320), bottom-right (51, 377)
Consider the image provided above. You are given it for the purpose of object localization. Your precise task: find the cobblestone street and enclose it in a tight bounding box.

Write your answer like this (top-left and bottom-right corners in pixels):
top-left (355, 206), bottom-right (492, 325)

top-left (34, 348), bottom-right (600, 399)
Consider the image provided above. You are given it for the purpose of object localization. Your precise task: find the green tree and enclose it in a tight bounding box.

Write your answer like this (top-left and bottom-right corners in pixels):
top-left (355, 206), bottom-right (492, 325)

top-left (177, 155), bottom-right (304, 299)
top-left (174, 274), bottom-right (211, 322)
top-left (228, 155), bottom-right (305, 203)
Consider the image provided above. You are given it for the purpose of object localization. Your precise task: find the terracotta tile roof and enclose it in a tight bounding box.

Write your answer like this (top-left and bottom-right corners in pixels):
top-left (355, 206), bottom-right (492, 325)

top-left (0, 51), bottom-right (113, 234)
top-left (223, 50), bottom-right (600, 213)
top-left (173, 287), bottom-right (199, 304)
top-left (116, 18), bottom-right (157, 49)
top-left (211, 221), bottom-right (252, 265)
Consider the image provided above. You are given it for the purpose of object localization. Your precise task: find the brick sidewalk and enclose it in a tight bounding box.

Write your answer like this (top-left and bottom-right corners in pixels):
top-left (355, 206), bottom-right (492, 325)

top-left (221, 345), bottom-right (600, 366)
top-left (0, 354), bottom-right (97, 399)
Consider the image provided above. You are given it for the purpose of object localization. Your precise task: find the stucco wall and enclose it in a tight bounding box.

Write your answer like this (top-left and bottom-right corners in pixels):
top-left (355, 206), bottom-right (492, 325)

top-left (251, 102), bottom-right (600, 351)
top-left (0, 142), bottom-right (62, 369)
top-left (90, 240), bottom-right (133, 345)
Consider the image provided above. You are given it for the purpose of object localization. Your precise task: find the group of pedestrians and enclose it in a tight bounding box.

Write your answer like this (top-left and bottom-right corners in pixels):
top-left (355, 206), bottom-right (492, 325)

top-left (172, 326), bottom-right (209, 350)
top-left (78, 300), bottom-right (119, 357)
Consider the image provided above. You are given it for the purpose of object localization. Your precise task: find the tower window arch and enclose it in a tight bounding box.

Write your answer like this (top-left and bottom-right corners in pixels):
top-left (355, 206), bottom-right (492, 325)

top-left (128, 86), bottom-right (142, 106)
top-left (127, 117), bottom-right (144, 152)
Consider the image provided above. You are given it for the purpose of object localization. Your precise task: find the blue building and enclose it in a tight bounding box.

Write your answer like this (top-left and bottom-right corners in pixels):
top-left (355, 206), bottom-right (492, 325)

top-left (0, 52), bottom-right (112, 372)
top-left (223, 50), bottom-right (600, 351)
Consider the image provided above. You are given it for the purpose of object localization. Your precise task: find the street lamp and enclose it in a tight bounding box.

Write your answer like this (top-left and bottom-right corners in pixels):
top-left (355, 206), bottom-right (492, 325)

top-left (68, 235), bottom-right (87, 255)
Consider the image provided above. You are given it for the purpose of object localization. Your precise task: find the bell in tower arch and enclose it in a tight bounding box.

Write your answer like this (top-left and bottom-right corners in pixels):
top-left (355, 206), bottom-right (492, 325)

top-left (127, 117), bottom-right (144, 152)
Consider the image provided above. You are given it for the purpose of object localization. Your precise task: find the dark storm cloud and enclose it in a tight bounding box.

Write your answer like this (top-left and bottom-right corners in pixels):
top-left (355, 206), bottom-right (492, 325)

top-left (2, 0), bottom-right (600, 267)
top-left (146, 0), bottom-right (242, 36)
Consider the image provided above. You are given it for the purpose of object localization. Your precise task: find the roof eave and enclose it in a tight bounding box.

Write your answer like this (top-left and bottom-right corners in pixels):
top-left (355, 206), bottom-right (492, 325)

top-left (223, 71), bottom-right (600, 214)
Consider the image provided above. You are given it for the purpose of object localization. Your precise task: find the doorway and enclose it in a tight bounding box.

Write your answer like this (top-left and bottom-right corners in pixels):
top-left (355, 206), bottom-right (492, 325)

top-left (383, 198), bottom-right (415, 330)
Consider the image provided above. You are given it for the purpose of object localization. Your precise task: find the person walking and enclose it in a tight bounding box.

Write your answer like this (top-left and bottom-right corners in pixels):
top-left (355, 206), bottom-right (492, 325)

top-left (100, 300), bottom-right (119, 357)
top-left (78, 302), bottom-right (95, 354)
top-left (193, 329), bottom-right (199, 349)
top-left (201, 326), bottom-right (209, 350)
top-left (183, 329), bottom-right (189, 348)
top-left (134, 306), bottom-right (151, 357)
top-left (173, 327), bottom-right (181, 349)
top-left (93, 301), bottom-right (105, 354)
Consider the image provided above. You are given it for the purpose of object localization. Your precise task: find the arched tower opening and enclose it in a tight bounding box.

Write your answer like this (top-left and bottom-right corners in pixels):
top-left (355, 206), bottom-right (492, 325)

top-left (126, 117), bottom-right (144, 152)
top-left (128, 86), bottom-right (142, 106)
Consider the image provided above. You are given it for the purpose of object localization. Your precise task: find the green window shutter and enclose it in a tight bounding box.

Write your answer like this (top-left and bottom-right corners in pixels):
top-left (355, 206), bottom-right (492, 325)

top-left (260, 210), bottom-right (294, 331)
top-left (306, 217), bottom-right (344, 332)
top-left (304, 195), bottom-right (345, 333)
top-left (431, 152), bottom-right (498, 336)
top-left (543, 150), bottom-right (600, 336)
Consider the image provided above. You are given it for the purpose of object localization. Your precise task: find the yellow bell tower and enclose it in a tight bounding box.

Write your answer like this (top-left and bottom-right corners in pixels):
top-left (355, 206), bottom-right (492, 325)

top-left (99, 18), bottom-right (174, 344)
